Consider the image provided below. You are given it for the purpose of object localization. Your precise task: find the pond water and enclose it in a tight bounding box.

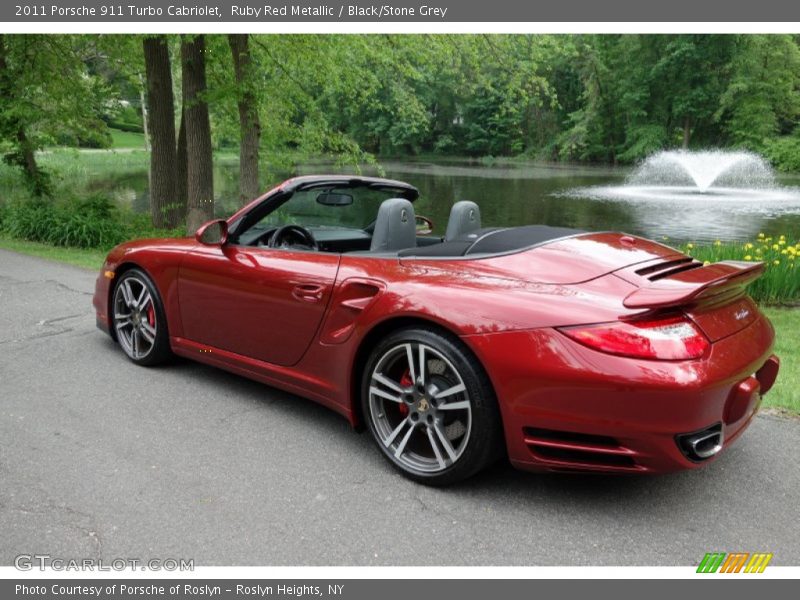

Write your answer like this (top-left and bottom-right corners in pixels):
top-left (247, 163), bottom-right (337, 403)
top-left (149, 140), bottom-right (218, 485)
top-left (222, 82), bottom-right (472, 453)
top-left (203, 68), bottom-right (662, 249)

top-left (111, 156), bottom-right (800, 243)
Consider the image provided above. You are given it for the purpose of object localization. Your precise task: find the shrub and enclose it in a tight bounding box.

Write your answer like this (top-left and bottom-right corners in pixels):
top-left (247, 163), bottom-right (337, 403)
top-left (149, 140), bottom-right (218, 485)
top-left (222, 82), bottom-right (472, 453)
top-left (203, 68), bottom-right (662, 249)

top-left (1, 194), bottom-right (128, 249)
top-left (679, 234), bottom-right (800, 304)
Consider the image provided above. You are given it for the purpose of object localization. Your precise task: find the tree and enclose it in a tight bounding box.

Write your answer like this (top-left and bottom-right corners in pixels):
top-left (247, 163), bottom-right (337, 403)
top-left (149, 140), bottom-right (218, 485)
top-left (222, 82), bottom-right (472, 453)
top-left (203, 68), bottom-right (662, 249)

top-left (142, 35), bottom-right (183, 228)
top-left (228, 34), bottom-right (261, 204)
top-left (181, 35), bottom-right (214, 233)
top-left (0, 35), bottom-right (108, 195)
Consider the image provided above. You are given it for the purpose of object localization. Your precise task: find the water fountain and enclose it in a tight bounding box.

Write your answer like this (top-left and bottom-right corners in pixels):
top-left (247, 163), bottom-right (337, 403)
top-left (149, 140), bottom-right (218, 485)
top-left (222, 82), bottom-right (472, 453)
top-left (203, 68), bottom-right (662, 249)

top-left (562, 149), bottom-right (800, 241)
top-left (627, 150), bottom-right (776, 190)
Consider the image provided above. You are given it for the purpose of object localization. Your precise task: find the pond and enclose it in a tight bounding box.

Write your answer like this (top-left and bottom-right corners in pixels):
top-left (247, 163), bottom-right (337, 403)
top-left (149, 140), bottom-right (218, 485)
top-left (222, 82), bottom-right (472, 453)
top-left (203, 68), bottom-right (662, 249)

top-left (111, 156), bottom-right (800, 243)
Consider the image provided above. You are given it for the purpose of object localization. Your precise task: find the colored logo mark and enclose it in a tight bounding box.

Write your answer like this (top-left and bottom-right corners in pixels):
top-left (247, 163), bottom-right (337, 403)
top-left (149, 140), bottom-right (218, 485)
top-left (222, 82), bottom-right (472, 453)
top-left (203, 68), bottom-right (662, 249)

top-left (697, 552), bottom-right (773, 573)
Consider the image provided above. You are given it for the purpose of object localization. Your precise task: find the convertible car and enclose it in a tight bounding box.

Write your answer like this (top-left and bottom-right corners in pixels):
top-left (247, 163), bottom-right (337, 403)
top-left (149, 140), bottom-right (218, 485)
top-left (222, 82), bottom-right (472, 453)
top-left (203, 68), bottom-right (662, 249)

top-left (93, 175), bottom-right (780, 485)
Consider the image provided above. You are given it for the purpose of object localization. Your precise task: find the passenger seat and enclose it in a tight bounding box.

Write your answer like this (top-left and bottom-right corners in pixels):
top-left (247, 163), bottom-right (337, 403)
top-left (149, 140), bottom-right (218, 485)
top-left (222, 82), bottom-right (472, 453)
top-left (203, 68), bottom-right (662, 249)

top-left (445, 200), bottom-right (482, 241)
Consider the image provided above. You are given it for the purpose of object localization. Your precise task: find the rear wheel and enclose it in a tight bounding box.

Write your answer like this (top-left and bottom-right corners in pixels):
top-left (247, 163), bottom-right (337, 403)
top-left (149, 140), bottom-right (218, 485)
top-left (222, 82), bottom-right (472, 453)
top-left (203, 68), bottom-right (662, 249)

top-left (361, 327), bottom-right (503, 485)
top-left (112, 269), bottom-right (171, 366)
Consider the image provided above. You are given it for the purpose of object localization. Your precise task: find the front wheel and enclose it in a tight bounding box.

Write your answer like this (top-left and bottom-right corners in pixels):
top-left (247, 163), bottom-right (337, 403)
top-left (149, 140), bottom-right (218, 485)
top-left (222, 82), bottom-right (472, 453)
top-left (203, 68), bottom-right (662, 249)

top-left (361, 327), bottom-right (503, 485)
top-left (111, 268), bottom-right (172, 366)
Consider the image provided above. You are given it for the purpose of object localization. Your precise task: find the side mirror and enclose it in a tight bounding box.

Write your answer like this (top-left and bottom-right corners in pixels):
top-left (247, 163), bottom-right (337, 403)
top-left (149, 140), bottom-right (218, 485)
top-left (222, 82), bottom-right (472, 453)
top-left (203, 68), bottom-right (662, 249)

top-left (415, 215), bottom-right (434, 235)
top-left (195, 219), bottom-right (228, 246)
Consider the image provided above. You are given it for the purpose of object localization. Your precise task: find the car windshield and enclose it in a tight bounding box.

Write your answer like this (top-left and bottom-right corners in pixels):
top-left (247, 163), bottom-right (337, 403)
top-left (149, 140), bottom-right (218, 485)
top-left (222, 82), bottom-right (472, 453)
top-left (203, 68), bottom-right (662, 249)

top-left (257, 186), bottom-right (401, 231)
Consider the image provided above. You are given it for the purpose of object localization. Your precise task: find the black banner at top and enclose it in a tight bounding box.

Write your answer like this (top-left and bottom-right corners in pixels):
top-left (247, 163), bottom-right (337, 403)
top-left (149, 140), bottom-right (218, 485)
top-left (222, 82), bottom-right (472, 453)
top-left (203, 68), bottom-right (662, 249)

top-left (3, 0), bottom-right (800, 23)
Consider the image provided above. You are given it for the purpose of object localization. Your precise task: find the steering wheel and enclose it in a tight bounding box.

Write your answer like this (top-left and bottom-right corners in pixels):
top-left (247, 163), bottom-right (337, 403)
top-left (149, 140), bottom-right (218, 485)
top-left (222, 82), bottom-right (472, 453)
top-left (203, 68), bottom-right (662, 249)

top-left (267, 224), bottom-right (318, 251)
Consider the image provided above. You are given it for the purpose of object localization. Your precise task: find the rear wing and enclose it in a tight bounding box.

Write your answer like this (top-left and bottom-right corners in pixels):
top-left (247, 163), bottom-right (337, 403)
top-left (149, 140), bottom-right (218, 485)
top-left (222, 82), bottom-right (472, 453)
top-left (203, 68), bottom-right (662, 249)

top-left (620, 260), bottom-right (765, 310)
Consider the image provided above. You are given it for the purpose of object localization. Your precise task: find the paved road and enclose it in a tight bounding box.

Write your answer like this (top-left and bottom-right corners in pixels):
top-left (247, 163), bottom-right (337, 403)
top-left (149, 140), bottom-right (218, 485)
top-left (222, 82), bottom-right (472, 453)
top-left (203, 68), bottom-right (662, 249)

top-left (1, 249), bottom-right (798, 566)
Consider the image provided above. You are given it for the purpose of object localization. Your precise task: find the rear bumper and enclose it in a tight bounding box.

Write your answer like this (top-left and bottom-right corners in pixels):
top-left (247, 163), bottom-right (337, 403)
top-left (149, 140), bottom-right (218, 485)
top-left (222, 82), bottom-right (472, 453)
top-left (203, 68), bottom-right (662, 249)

top-left (465, 314), bottom-right (777, 474)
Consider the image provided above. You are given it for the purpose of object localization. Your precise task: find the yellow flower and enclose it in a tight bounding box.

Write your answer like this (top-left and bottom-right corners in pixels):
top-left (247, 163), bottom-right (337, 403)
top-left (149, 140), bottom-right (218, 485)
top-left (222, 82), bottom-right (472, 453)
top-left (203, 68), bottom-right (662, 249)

top-left (744, 255), bottom-right (752, 260)
top-left (714, 240), bottom-right (721, 247)
top-left (780, 235), bottom-right (786, 240)
top-left (758, 232), bottom-right (765, 238)
top-left (772, 244), bottom-right (780, 251)
top-left (755, 248), bottom-right (762, 254)
top-left (779, 239), bottom-right (787, 245)
top-left (782, 249), bottom-right (788, 255)
top-left (703, 260), bottom-right (711, 266)
top-left (773, 260), bottom-right (780, 266)
top-left (687, 243), bottom-right (694, 249)
top-left (744, 243), bottom-right (754, 250)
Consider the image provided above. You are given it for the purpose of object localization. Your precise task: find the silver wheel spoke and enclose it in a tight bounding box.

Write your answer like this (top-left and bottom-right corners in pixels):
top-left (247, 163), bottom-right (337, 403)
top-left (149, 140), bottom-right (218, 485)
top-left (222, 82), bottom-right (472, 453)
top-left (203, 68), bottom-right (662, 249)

top-left (418, 344), bottom-right (426, 386)
top-left (434, 382), bottom-right (466, 400)
top-left (139, 291), bottom-right (152, 311)
top-left (426, 427), bottom-right (447, 469)
top-left (370, 386), bottom-right (403, 404)
top-left (438, 400), bottom-right (470, 411)
top-left (372, 372), bottom-right (405, 394)
top-left (131, 329), bottom-right (139, 356)
top-left (121, 280), bottom-right (135, 308)
top-left (404, 343), bottom-right (417, 383)
top-left (115, 317), bottom-right (131, 329)
top-left (394, 425), bottom-right (415, 459)
top-left (140, 322), bottom-right (156, 344)
top-left (384, 418), bottom-right (411, 448)
top-left (434, 423), bottom-right (458, 462)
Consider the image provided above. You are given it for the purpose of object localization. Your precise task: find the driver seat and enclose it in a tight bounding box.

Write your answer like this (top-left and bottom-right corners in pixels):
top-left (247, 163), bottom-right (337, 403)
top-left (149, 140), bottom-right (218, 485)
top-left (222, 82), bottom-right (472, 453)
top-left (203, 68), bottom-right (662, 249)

top-left (445, 200), bottom-right (482, 241)
top-left (370, 198), bottom-right (417, 252)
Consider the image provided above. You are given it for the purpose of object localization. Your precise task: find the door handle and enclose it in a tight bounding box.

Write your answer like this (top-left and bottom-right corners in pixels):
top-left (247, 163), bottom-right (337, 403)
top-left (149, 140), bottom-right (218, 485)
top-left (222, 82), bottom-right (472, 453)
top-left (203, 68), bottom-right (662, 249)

top-left (292, 283), bottom-right (325, 303)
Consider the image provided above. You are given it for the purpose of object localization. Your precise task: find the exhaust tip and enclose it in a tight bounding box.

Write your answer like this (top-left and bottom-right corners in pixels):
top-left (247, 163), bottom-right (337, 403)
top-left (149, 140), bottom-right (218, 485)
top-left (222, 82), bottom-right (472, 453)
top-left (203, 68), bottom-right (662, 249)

top-left (676, 423), bottom-right (724, 462)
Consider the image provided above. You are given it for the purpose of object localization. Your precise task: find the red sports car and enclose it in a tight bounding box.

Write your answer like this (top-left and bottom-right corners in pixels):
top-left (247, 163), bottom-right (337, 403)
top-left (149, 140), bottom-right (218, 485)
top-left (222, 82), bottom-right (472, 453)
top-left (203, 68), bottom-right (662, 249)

top-left (93, 175), bottom-right (780, 485)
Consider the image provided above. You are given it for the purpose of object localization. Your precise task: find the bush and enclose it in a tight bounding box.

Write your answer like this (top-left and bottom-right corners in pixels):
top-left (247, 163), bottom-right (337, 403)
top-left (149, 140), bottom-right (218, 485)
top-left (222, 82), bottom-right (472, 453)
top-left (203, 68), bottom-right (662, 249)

top-left (1, 194), bottom-right (127, 249)
top-left (763, 135), bottom-right (800, 172)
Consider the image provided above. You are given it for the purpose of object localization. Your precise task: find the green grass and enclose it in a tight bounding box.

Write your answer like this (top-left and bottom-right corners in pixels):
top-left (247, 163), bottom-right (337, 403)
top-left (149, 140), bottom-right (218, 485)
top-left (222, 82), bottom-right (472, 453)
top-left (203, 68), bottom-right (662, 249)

top-left (0, 234), bottom-right (108, 270)
top-left (761, 307), bottom-right (799, 414)
top-left (109, 128), bottom-right (147, 149)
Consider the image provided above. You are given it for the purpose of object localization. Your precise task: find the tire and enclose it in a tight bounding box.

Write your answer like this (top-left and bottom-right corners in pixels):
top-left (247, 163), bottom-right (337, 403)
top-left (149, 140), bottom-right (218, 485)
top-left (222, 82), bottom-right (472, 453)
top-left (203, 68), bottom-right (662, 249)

top-left (361, 326), bottom-right (504, 485)
top-left (111, 268), bottom-right (172, 366)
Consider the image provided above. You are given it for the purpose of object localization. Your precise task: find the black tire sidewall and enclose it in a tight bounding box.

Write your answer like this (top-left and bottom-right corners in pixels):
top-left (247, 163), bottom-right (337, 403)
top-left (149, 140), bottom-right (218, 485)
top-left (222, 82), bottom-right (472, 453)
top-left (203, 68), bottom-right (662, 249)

top-left (361, 326), bottom-right (503, 486)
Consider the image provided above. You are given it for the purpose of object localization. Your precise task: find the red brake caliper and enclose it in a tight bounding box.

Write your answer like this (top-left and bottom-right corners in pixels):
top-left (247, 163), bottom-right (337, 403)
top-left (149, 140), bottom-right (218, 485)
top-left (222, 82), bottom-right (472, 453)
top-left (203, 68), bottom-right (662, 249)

top-left (147, 305), bottom-right (155, 327)
top-left (398, 369), bottom-right (412, 416)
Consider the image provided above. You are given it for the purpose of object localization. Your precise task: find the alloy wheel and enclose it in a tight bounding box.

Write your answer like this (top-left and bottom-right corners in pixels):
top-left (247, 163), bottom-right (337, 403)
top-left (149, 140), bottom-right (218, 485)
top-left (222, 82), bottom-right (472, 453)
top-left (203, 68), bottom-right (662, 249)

top-left (368, 342), bottom-right (472, 475)
top-left (113, 275), bottom-right (158, 361)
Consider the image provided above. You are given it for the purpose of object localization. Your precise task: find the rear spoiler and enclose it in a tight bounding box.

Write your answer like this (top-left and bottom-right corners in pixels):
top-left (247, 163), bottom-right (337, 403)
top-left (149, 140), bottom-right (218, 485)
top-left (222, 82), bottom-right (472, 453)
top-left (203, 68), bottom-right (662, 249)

top-left (621, 261), bottom-right (765, 309)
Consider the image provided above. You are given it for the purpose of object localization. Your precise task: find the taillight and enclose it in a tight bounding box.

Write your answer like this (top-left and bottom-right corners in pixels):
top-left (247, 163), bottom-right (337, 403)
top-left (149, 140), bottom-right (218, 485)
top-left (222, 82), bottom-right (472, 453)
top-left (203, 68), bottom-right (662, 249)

top-left (558, 315), bottom-right (709, 360)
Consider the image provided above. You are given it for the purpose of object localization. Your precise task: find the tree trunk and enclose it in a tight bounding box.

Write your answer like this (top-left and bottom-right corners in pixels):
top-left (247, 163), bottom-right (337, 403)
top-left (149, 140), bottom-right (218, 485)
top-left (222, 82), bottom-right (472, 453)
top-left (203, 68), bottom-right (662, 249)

top-left (138, 72), bottom-right (150, 152)
top-left (174, 109), bottom-right (188, 226)
top-left (181, 35), bottom-right (214, 234)
top-left (228, 34), bottom-right (261, 205)
top-left (143, 36), bottom-right (180, 228)
top-left (682, 116), bottom-right (692, 149)
top-left (0, 34), bottom-right (47, 195)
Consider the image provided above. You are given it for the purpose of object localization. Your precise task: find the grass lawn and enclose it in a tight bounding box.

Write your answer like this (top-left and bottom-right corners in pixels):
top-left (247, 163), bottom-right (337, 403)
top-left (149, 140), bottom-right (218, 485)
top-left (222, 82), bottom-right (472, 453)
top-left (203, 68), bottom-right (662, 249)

top-left (109, 128), bottom-right (147, 149)
top-left (0, 236), bottom-right (797, 414)
top-left (0, 235), bottom-right (109, 271)
top-left (760, 307), bottom-right (799, 414)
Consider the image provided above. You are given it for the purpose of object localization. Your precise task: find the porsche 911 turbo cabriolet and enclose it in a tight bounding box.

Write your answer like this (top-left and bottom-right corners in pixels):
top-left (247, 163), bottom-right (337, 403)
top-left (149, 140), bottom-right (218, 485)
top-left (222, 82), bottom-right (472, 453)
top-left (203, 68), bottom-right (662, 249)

top-left (93, 175), bottom-right (780, 485)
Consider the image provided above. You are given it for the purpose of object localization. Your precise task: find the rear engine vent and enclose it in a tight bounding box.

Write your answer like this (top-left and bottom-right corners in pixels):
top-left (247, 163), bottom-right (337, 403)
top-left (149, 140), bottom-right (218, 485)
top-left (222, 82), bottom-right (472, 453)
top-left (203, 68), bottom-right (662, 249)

top-left (676, 422), bottom-right (724, 462)
top-left (523, 427), bottom-right (640, 471)
top-left (635, 257), bottom-right (703, 281)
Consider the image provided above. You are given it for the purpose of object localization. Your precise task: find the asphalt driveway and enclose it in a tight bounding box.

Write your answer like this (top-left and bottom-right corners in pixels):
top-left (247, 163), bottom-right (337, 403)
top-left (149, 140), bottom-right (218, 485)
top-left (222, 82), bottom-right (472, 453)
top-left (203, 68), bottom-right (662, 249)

top-left (1, 249), bottom-right (798, 566)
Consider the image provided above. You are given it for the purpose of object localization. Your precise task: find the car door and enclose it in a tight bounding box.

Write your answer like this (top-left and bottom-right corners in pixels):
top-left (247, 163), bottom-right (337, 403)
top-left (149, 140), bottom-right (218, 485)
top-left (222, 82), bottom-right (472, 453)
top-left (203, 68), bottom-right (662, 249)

top-left (177, 243), bottom-right (340, 366)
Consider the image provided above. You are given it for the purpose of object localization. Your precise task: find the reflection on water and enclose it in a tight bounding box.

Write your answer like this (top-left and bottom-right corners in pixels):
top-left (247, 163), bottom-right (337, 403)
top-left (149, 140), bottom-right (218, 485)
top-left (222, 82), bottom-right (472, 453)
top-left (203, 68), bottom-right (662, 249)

top-left (99, 157), bottom-right (800, 243)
